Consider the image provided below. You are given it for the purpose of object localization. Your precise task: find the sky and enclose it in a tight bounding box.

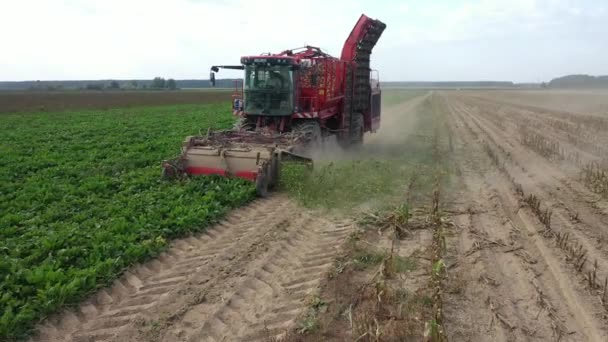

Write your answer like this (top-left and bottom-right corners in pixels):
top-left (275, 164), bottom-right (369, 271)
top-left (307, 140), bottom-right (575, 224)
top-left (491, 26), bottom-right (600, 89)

top-left (1, 0), bottom-right (607, 82)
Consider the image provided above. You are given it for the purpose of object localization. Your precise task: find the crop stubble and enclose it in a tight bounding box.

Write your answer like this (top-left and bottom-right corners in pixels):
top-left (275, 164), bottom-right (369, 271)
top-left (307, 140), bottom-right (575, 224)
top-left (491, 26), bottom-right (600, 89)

top-left (442, 91), bottom-right (608, 341)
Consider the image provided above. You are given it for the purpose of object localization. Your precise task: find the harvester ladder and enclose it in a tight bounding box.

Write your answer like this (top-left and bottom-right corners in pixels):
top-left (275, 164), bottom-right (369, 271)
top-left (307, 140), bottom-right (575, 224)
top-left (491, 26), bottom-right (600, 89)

top-left (342, 16), bottom-right (386, 136)
top-left (352, 21), bottom-right (386, 115)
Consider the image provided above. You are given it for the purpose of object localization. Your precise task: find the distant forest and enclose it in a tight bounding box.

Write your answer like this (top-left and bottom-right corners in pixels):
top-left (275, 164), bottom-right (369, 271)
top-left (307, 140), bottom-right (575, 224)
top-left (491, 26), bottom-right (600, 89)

top-left (1, 74), bottom-right (607, 91)
top-left (547, 74), bottom-right (608, 88)
top-left (0, 79), bottom-right (240, 91)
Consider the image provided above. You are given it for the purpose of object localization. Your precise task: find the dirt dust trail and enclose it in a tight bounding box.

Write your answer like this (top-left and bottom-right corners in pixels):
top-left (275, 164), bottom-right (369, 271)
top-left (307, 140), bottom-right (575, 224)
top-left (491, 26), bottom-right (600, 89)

top-left (311, 91), bottom-right (429, 162)
top-left (442, 93), bottom-right (608, 342)
top-left (33, 195), bottom-right (353, 342)
top-left (365, 92), bottom-right (428, 147)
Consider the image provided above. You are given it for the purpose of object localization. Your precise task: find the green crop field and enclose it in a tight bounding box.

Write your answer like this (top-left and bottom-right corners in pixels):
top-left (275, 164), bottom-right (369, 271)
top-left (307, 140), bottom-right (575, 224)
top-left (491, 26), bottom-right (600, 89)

top-left (381, 89), bottom-right (427, 107)
top-left (0, 104), bottom-right (255, 340)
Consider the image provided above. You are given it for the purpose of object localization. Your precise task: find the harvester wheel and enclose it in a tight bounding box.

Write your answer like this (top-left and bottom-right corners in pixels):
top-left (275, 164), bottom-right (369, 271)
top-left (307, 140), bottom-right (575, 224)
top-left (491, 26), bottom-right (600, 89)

top-left (350, 113), bottom-right (364, 146)
top-left (292, 120), bottom-right (322, 155)
top-left (233, 117), bottom-right (256, 131)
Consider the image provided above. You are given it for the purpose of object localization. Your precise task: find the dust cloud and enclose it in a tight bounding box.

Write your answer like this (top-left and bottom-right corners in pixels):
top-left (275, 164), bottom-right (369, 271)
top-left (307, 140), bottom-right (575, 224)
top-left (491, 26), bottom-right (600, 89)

top-left (311, 93), bottom-right (429, 162)
top-left (281, 92), bottom-right (436, 213)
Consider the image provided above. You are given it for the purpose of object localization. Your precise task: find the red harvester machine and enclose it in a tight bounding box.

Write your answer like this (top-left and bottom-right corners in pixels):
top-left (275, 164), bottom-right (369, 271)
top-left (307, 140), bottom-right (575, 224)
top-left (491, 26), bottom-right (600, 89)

top-left (162, 14), bottom-right (386, 196)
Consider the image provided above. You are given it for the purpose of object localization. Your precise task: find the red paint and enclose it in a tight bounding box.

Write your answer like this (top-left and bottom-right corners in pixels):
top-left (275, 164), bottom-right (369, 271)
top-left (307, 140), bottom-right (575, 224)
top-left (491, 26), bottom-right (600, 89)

top-left (186, 166), bottom-right (227, 176)
top-left (341, 15), bottom-right (372, 61)
top-left (234, 171), bottom-right (258, 181)
top-left (186, 166), bottom-right (258, 182)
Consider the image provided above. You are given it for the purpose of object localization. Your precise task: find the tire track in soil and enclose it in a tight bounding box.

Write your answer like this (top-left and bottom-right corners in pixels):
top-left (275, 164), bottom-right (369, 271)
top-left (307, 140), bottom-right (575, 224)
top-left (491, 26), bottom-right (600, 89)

top-left (178, 215), bottom-right (352, 342)
top-left (32, 196), bottom-right (353, 342)
top-left (443, 94), bottom-right (607, 341)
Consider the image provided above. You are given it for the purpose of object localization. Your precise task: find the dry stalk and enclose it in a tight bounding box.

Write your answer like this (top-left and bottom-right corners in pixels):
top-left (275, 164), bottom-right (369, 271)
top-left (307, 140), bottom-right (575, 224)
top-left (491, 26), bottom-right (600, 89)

top-left (602, 277), bottom-right (608, 307)
top-left (530, 197), bottom-right (608, 312)
top-left (520, 128), bottom-right (564, 161)
top-left (523, 193), bottom-right (552, 230)
top-left (593, 260), bottom-right (598, 287)
top-left (581, 161), bottom-right (608, 198)
top-left (532, 279), bottom-right (566, 341)
top-left (359, 204), bottom-right (411, 239)
top-left (486, 297), bottom-right (515, 331)
top-left (406, 173), bottom-right (418, 204)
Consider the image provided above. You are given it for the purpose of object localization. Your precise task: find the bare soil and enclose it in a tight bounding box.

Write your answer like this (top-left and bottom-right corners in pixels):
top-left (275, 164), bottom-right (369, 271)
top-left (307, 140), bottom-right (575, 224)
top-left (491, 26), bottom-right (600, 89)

top-left (470, 89), bottom-right (608, 116)
top-left (442, 90), bottom-right (608, 341)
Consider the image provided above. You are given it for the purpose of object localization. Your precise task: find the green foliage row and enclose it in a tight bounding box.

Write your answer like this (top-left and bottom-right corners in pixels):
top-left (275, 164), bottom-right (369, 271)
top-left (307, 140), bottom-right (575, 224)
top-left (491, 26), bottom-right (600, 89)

top-left (0, 104), bottom-right (255, 340)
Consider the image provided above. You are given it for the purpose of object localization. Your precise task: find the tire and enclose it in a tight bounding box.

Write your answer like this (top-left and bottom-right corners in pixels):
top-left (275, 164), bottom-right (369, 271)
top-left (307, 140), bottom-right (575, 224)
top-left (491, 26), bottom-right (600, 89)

top-left (350, 113), bottom-right (364, 146)
top-left (233, 117), bottom-right (256, 131)
top-left (291, 120), bottom-right (322, 155)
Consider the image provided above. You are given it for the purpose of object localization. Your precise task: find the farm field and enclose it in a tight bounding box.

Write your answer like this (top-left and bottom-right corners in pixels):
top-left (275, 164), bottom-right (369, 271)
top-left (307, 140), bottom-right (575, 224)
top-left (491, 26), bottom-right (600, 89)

top-left (0, 90), bottom-right (233, 114)
top-left (469, 89), bottom-right (608, 116)
top-left (3, 89), bottom-right (608, 341)
top-left (440, 90), bottom-right (608, 342)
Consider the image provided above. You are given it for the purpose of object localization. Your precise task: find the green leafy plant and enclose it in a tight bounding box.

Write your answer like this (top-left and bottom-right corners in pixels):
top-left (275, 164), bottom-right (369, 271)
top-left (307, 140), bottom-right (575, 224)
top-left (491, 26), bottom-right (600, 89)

top-left (432, 259), bottom-right (445, 279)
top-left (0, 103), bottom-right (255, 340)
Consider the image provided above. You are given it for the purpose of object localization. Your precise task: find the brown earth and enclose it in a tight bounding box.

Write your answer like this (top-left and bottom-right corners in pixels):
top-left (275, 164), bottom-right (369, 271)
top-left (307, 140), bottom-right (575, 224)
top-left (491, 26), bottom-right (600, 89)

top-left (470, 89), bottom-right (608, 116)
top-left (30, 90), bottom-right (608, 341)
top-left (0, 90), bottom-right (232, 113)
top-left (442, 91), bottom-right (608, 342)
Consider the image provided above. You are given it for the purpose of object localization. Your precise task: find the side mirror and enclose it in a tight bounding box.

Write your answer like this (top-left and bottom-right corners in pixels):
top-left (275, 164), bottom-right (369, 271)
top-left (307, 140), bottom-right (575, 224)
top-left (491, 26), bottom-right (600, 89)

top-left (210, 72), bottom-right (216, 87)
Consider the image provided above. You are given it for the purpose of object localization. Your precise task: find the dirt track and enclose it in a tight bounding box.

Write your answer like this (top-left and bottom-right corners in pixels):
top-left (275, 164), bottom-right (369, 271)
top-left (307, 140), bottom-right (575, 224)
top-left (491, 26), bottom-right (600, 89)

top-left (35, 196), bottom-right (352, 342)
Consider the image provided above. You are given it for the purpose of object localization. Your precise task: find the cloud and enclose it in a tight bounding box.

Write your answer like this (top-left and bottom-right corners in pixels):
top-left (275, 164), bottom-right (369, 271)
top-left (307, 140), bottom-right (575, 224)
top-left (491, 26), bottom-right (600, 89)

top-left (0, 0), bottom-right (606, 81)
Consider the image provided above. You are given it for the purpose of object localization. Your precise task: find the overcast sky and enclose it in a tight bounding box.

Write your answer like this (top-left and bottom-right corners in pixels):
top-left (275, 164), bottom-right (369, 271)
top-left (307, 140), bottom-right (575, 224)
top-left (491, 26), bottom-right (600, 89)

top-left (1, 0), bottom-right (607, 82)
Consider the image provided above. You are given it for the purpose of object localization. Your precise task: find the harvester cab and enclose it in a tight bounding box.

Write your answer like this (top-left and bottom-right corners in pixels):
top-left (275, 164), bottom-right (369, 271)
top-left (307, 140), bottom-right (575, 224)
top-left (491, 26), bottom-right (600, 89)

top-left (163, 14), bottom-right (386, 196)
top-left (211, 55), bottom-right (303, 123)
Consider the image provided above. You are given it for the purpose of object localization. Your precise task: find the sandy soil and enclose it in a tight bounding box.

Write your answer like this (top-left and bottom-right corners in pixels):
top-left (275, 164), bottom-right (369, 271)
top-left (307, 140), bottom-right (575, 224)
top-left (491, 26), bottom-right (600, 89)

top-left (442, 91), bottom-right (608, 341)
top-left (469, 89), bottom-right (608, 116)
